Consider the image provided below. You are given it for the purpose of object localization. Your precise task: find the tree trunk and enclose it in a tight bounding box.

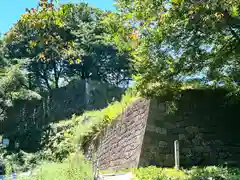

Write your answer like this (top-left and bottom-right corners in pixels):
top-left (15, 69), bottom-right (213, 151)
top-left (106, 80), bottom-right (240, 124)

top-left (53, 60), bottom-right (59, 89)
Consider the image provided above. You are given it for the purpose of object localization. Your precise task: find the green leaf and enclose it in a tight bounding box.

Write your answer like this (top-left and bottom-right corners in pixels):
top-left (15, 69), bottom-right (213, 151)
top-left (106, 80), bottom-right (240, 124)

top-left (169, 67), bottom-right (175, 73)
top-left (55, 19), bottom-right (63, 27)
top-left (76, 58), bottom-right (81, 64)
top-left (231, 6), bottom-right (239, 17)
top-left (125, 13), bottom-right (133, 20)
top-left (171, 0), bottom-right (184, 5)
top-left (166, 60), bottom-right (173, 65)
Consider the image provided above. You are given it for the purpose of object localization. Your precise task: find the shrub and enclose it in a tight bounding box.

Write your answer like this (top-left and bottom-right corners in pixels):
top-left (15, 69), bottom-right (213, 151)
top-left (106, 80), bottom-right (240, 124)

top-left (27, 152), bottom-right (93, 180)
top-left (1, 150), bottom-right (43, 173)
top-left (132, 166), bottom-right (240, 180)
top-left (40, 121), bottom-right (76, 162)
top-left (186, 166), bottom-right (240, 180)
top-left (132, 166), bottom-right (186, 180)
top-left (132, 166), bottom-right (164, 180)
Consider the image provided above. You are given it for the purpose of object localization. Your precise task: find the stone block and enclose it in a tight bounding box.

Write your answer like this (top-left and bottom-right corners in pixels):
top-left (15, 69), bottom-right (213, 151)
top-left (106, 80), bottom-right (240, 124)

top-left (185, 126), bottom-right (199, 133)
top-left (182, 148), bottom-right (191, 154)
top-left (202, 146), bottom-right (212, 153)
top-left (176, 121), bottom-right (186, 128)
top-left (178, 134), bottom-right (186, 141)
top-left (194, 146), bottom-right (210, 153)
top-left (146, 125), bottom-right (167, 135)
top-left (158, 103), bottom-right (166, 112)
top-left (159, 147), bottom-right (172, 154)
top-left (156, 127), bottom-right (167, 134)
top-left (212, 140), bottom-right (224, 146)
top-left (192, 138), bottom-right (201, 146)
top-left (165, 154), bottom-right (174, 166)
top-left (164, 122), bottom-right (176, 129)
top-left (158, 141), bottom-right (168, 148)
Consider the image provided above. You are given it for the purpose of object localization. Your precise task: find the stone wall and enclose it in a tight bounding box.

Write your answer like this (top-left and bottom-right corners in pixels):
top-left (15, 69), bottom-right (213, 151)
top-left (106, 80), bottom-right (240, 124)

top-left (140, 89), bottom-right (240, 167)
top-left (95, 98), bottom-right (150, 170)
top-left (93, 88), bottom-right (240, 170)
top-left (2, 80), bottom-right (123, 151)
top-left (139, 100), bottom-right (175, 167)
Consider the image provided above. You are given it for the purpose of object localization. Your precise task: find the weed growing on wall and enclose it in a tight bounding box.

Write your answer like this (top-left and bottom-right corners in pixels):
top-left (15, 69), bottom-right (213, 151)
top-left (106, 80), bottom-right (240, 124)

top-left (73, 88), bottom-right (139, 148)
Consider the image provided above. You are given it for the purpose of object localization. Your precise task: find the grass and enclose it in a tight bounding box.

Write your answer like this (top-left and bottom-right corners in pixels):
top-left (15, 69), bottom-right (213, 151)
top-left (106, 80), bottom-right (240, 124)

top-left (72, 88), bottom-right (139, 148)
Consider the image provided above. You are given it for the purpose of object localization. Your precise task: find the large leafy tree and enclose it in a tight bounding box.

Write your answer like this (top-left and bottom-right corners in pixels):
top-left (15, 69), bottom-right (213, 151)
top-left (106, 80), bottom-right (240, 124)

top-left (116, 0), bottom-right (240, 95)
top-left (0, 38), bottom-right (41, 121)
top-left (61, 4), bottom-right (133, 86)
top-left (4, 1), bottom-right (75, 91)
top-left (3, 1), bottom-right (132, 91)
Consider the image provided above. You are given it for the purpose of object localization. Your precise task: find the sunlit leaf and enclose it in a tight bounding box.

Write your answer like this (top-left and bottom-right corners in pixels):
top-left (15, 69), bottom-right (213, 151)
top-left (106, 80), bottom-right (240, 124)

top-left (29, 40), bottom-right (37, 48)
top-left (231, 6), bottom-right (239, 17)
top-left (169, 67), bottom-right (175, 73)
top-left (171, 0), bottom-right (184, 5)
top-left (76, 58), bottom-right (81, 64)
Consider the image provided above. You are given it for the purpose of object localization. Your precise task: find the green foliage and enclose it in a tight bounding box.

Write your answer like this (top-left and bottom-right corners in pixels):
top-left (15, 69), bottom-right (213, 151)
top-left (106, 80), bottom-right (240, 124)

top-left (36, 89), bottom-right (138, 163)
top-left (31, 152), bottom-right (93, 180)
top-left (132, 166), bottom-right (240, 180)
top-left (40, 121), bottom-right (76, 162)
top-left (40, 88), bottom-right (137, 161)
top-left (132, 166), bottom-right (164, 180)
top-left (0, 0), bottom-right (133, 164)
top-left (0, 140), bottom-right (92, 179)
top-left (3, 2), bottom-right (132, 90)
top-left (63, 4), bottom-right (132, 86)
top-left (73, 89), bottom-right (138, 148)
top-left (0, 64), bottom-right (41, 121)
top-left (14, 152), bottom-right (92, 180)
top-left (116, 0), bottom-right (240, 96)
top-left (0, 142), bottom-right (43, 172)
top-left (186, 166), bottom-right (240, 180)
top-left (4, 2), bottom-right (76, 90)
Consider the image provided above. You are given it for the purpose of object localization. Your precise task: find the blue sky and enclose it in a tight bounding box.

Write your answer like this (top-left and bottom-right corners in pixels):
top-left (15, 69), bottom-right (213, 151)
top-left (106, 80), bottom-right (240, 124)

top-left (0, 0), bottom-right (115, 34)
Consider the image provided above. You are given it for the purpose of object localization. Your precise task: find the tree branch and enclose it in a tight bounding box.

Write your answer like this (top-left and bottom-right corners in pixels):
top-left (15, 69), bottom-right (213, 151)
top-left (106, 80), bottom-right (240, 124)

top-left (39, 70), bottom-right (51, 90)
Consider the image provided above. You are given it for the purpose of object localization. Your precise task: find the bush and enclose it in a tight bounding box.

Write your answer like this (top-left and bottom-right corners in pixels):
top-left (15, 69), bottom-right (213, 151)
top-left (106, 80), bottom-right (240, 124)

top-left (1, 149), bottom-right (43, 173)
top-left (132, 166), bottom-right (240, 180)
top-left (186, 166), bottom-right (240, 180)
top-left (132, 166), bottom-right (186, 180)
top-left (23, 152), bottom-right (93, 180)
top-left (132, 166), bottom-right (164, 180)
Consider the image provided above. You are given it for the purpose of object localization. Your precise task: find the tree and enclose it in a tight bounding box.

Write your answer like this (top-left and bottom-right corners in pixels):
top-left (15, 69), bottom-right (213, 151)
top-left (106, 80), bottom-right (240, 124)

top-left (59, 3), bottom-right (133, 86)
top-left (3, 2), bottom-right (132, 90)
top-left (116, 0), bottom-right (240, 95)
top-left (4, 1), bottom-right (75, 91)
